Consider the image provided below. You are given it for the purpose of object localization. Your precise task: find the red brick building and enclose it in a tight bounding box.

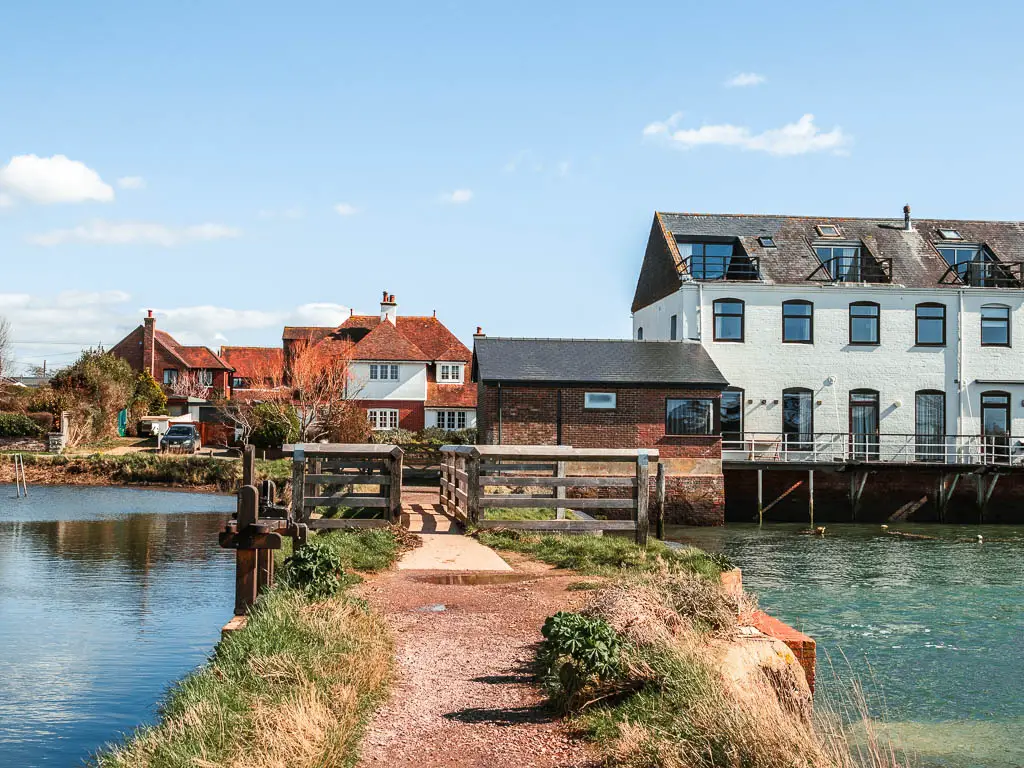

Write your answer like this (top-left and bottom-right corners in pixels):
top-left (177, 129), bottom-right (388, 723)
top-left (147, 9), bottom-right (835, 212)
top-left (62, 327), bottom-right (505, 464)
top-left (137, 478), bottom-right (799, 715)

top-left (472, 337), bottom-right (730, 524)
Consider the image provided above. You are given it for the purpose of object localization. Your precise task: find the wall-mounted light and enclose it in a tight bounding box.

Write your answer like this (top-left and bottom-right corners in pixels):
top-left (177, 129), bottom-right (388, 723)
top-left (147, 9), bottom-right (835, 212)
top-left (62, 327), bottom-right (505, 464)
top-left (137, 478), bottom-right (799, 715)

top-left (893, 400), bottom-right (903, 408)
top-left (825, 376), bottom-right (836, 386)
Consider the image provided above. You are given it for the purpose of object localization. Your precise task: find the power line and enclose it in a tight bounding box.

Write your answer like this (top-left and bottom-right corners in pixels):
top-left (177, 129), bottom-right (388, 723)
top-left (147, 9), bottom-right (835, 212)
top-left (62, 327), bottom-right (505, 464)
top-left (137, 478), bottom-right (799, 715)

top-left (11, 340), bottom-right (115, 345)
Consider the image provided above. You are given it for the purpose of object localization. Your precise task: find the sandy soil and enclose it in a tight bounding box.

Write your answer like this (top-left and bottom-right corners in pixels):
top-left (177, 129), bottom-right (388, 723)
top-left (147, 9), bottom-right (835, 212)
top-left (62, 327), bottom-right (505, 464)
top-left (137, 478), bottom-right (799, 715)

top-left (356, 553), bottom-right (600, 768)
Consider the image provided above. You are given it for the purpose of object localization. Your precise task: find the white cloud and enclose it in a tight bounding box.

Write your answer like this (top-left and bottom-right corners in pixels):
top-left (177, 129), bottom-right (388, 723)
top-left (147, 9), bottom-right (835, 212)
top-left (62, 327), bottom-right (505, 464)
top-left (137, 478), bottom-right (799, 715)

top-left (643, 113), bottom-right (849, 156)
top-left (116, 176), bottom-right (146, 190)
top-left (441, 189), bottom-right (473, 204)
top-left (725, 72), bottom-right (766, 88)
top-left (334, 203), bottom-right (360, 216)
top-left (0, 193), bottom-right (13, 208)
top-left (27, 220), bottom-right (242, 247)
top-left (0, 154), bottom-right (114, 204)
top-left (643, 111), bottom-right (684, 136)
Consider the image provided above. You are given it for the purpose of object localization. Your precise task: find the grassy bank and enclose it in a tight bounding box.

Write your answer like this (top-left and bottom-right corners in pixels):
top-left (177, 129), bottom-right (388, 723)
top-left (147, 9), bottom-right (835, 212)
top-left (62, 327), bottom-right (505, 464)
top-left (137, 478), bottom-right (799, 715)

top-left (93, 528), bottom-right (404, 768)
top-left (0, 452), bottom-right (292, 491)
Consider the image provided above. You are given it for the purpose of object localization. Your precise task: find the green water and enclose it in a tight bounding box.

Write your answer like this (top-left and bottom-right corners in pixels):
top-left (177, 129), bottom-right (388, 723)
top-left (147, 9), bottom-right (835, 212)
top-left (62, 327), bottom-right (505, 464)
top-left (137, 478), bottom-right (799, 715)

top-left (666, 523), bottom-right (1024, 768)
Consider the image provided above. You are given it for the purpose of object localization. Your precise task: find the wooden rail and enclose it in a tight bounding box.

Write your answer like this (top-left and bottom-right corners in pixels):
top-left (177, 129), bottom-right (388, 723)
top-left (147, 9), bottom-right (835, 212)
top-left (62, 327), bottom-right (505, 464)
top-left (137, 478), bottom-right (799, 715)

top-left (440, 445), bottom-right (661, 545)
top-left (283, 443), bottom-right (404, 528)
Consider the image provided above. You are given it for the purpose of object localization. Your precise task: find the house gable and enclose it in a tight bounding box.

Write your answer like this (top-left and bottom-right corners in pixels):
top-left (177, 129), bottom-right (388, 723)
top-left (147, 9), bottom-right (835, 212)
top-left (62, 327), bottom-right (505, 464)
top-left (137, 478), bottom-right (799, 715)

top-left (632, 214), bottom-right (684, 313)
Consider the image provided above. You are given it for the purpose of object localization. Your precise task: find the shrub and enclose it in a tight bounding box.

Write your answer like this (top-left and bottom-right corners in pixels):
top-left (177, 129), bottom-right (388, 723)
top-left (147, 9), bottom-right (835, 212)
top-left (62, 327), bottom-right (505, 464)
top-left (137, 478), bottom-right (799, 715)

top-left (537, 611), bottom-right (622, 712)
top-left (0, 412), bottom-right (43, 438)
top-left (282, 538), bottom-right (347, 599)
top-left (249, 402), bottom-right (299, 449)
top-left (26, 411), bottom-right (55, 433)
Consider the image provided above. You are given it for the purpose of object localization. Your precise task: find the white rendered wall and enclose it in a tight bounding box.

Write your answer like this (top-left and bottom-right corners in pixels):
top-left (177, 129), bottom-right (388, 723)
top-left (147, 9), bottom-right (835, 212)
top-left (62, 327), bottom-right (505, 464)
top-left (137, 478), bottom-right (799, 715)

top-left (633, 283), bottom-right (1024, 438)
top-left (349, 362), bottom-right (427, 401)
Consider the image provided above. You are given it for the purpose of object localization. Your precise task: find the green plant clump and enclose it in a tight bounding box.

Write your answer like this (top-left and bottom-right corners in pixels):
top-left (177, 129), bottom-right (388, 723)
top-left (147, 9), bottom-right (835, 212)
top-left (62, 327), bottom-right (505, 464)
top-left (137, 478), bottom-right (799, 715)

top-left (282, 537), bottom-right (348, 599)
top-left (0, 412), bottom-right (43, 438)
top-left (538, 611), bottom-right (623, 712)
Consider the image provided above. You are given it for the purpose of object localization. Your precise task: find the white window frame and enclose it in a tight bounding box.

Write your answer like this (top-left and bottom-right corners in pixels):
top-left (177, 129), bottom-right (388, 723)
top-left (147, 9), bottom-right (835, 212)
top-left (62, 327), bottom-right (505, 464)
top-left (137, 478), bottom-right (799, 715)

top-left (584, 392), bottom-right (617, 410)
top-left (197, 369), bottom-right (214, 387)
top-left (369, 363), bottom-right (400, 381)
top-left (435, 410), bottom-right (468, 430)
top-left (439, 363), bottom-right (463, 382)
top-left (368, 408), bottom-right (400, 430)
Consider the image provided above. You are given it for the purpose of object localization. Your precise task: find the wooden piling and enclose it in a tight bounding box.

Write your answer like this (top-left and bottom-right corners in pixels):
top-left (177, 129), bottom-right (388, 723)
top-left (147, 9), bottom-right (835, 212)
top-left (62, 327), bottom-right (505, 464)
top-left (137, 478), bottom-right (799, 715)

top-left (635, 451), bottom-right (650, 547)
top-left (655, 461), bottom-right (666, 540)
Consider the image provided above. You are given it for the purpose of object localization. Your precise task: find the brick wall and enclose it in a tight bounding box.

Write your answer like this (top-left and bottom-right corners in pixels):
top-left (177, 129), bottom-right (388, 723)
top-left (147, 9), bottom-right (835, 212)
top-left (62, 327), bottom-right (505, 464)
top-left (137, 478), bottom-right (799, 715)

top-left (110, 326), bottom-right (145, 371)
top-left (356, 400), bottom-right (425, 431)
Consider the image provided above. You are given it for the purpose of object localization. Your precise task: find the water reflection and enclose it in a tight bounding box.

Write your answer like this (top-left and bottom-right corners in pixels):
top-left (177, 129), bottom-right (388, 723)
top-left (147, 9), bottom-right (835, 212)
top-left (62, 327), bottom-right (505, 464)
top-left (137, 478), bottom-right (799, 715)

top-left (0, 485), bottom-right (234, 767)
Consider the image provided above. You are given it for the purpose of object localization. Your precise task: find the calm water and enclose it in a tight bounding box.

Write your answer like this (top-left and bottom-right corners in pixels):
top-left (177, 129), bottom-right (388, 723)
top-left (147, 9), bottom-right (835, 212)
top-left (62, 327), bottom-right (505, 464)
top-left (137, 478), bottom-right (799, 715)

top-left (0, 485), bottom-right (235, 767)
top-left (667, 523), bottom-right (1024, 768)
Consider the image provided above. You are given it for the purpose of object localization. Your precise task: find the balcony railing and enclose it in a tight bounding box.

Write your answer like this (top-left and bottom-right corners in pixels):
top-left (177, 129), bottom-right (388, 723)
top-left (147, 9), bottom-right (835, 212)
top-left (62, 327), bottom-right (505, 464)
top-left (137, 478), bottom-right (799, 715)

top-left (938, 259), bottom-right (1024, 288)
top-left (681, 254), bottom-right (760, 281)
top-left (806, 256), bottom-right (892, 284)
top-left (722, 433), bottom-right (1023, 466)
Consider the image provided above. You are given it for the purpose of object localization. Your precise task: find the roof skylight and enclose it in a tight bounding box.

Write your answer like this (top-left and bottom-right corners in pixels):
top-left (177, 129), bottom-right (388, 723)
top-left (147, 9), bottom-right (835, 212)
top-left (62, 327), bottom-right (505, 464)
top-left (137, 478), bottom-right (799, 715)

top-left (758, 236), bottom-right (776, 248)
top-left (938, 228), bottom-right (963, 240)
top-left (816, 224), bottom-right (841, 238)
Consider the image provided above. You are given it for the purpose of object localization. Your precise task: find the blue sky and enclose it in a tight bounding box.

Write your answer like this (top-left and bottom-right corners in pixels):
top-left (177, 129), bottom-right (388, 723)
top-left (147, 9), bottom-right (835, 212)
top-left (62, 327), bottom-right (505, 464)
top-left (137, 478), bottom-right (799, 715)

top-left (3, 0), bottom-right (1023, 372)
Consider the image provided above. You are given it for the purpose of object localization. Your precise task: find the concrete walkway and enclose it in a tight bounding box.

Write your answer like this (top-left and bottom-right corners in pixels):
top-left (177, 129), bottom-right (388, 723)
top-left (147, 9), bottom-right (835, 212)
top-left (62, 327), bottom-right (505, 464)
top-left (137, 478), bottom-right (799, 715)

top-left (398, 489), bottom-right (511, 572)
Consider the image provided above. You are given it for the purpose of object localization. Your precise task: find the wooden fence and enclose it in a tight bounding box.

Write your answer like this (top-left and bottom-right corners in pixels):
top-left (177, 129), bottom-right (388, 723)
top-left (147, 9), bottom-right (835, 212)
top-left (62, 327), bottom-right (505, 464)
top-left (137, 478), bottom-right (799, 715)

top-left (440, 445), bottom-right (663, 545)
top-left (284, 443), bottom-right (404, 529)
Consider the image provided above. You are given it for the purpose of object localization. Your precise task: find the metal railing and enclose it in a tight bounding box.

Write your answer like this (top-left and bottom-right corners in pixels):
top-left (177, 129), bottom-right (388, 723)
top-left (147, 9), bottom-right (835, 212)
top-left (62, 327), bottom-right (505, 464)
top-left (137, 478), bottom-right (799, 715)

top-left (723, 433), bottom-right (1023, 466)
top-left (807, 256), bottom-right (892, 284)
top-left (938, 259), bottom-right (1024, 288)
top-left (681, 254), bottom-right (760, 281)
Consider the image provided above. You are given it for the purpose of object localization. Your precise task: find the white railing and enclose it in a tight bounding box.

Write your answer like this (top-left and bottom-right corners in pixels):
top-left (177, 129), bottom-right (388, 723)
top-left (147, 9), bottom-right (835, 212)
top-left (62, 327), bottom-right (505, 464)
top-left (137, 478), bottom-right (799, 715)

top-left (723, 433), bottom-right (1024, 466)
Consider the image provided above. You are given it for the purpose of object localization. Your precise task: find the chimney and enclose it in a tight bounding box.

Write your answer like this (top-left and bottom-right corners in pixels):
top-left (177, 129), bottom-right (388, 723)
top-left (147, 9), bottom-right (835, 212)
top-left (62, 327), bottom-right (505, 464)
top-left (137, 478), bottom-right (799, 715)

top-left (474, 326), bottom-right (485, 337)
top-left (142, 310), bottom-right (156, 375)
top-left (380, 291), bottom-right (398, 324)
top-left (903, 204), bottom-right (912, 231)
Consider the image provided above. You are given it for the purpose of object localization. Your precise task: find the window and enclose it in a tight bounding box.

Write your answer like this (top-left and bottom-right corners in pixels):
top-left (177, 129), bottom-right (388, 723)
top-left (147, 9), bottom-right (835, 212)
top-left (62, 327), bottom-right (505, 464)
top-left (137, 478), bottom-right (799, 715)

top-left (915, 303), bottom-right (946, 346)
top-left (163, 368), bottom-right (179, 385)
top-left (232, 377), bottom-right (246, 389)
top-left (713, 299), bottom-right (744, 342)
top-left (782, 388), bottom-right (813, 451)
top-left (849, 389), bottom-right (880, 460)
top-left (981, 391), bottom-right (1011, 463)
top-left (637, 327), bottom-right (644, 340)
top-left (758, 236), bottom-right (776, 248)
top-left (368, 409), bottom-right (399, 430)
top-left (584, 392), bottom-right (617, 409)
top-left (369, 363), bottom-right (400, 381)
top-left (198, 369), bottom-right (214, 387)
top-left (670, 314), bottom-right (678, 341)
top-left (816, 224), bottom-right (841, 237)
top-left (815, 244), bottom-right (863, 281)
top-left (666, 398), bottom-right (715, 435)
top-left (436, 410), bottom-right (468, 430)
top-left (439, 363), bottom-right (463, 382)
top-left (915, 391), bottom-right (946, 462)
top-left (849, 302), bottom-right (880, 345)
top-left (782, 300), bottom-right (813, 343)
top-left (981, 305), bottom-right (1010, 346)
top-left (938, 229), bottom-right (962, 240)
top-left (938, 245), bottom-right (998, 286)
top-left (678, 242), bottom-right (734, 280)
top-left (720, 389), bottom-right (744, 449)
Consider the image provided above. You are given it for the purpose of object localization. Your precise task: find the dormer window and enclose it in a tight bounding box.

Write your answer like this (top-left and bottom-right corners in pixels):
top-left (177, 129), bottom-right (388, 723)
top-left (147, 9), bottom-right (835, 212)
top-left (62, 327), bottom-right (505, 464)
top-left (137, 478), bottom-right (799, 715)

top-left (676, 240), bottom-right (759, 280)
top-left (938, 228), bottom-right (962, 240)
top-left (758, 236), bottom-right (776, 248)
top-left (439, 363), bottom-right (463, 382)
top-left (815, 224), bottom-right (841, 238)
top-left (814, 244), bottom-right (863, 281)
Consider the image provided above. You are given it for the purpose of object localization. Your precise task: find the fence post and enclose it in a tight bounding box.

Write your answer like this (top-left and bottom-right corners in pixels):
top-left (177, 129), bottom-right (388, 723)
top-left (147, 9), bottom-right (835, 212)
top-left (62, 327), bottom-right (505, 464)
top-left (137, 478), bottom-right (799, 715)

top-left (388, 446), bottom-right (404, 523)
top-left (234, 485), bottom-right (260, 616)
top-left (467, 448), bottom-right (482, 524)
top-left (555, 460), bottom-right (567, 519)
top-left (242, 444), bottom-right (256, 487)
top-left (290, 444), bottom-right (306, 528)
top-left (635, 450), bottom-right (649, 547)
top-left (655, 461), bottom-right (666, 540)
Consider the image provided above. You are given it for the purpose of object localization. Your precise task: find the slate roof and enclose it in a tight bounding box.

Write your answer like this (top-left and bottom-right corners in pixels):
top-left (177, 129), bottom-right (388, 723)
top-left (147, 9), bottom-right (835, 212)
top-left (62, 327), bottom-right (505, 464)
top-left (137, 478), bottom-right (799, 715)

top-left (472, 338), bottom-right (728, 388)
top-left (633, 211), bottom-right (1024, 312)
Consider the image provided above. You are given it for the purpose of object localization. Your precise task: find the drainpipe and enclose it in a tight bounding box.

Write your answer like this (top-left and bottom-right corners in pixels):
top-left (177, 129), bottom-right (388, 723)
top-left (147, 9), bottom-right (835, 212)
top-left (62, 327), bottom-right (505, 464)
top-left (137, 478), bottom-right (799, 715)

top-left (497, 382), bottom-right (503, 445)
top-left (696, 283), bottom-right (704, 341)
top-left (556, 389), bottom-right (563, 445)
top-left (957, 289), bottom-right (966, 446)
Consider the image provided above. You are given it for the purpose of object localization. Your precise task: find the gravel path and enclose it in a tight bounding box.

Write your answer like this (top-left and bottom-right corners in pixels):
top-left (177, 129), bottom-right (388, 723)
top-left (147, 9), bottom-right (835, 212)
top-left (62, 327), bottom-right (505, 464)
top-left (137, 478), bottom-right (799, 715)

top-left (356, 554), bottom-right (599, 768)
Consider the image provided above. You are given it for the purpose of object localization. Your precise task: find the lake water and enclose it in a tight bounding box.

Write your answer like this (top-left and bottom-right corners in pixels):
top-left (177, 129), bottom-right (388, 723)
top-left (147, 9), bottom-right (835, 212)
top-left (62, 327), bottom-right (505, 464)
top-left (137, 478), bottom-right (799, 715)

top-left (0, 485), bottom-right (235, 767)
top-left (667, 523), bottom-right (1024, 768)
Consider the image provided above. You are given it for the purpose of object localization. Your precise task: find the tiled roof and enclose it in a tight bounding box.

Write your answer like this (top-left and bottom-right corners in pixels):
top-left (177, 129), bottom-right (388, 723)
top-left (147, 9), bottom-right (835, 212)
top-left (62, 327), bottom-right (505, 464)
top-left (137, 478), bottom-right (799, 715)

top-left (155, 330), bottom-right (232, 370)
top-left (473, 338), bottom-right (728, 388)
top-left (349, 320), bottom-right (430, 361)
top-left (396, 317), bottom-right (471, 361)
top-left (220, 346), bottom-right (284, 380)
top-left (425, 381), bottom-right (478, 408)
top-left (282, 326), bottom-right (334, 343)
top-left (633, 211), bottom-right (1024, 311)
top-left (299, 314), bottom-right (471, 362)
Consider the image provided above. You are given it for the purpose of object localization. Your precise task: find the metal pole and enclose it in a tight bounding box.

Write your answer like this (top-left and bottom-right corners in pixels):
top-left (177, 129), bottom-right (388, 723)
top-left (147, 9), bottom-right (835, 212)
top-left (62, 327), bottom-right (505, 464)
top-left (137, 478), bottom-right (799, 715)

top-left (757, 469), bottom-right (763, 526)
top-left (808, 469), bottom-right (814, 529)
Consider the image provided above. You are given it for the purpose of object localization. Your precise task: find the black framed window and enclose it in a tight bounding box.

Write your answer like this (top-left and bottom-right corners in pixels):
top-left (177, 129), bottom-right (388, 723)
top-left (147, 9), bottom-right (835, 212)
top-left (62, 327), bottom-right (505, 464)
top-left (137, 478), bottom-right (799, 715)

top-left (636, 327), bottom-right (643, 340)
top-left (713, 299), bottom-right (744, 342)
top-left (782, 300), bottom-right (813, 343)
top-left (815, 244), bottom-right (862, 281)
top-left (981, 391), bottom-right (1012, 463)
top-left (981, 305), bottom-right (1010, 347)
top-left (782, 388), bottom-right (813, 450)
top-left (163, 368), bottom-right (179, 385)
top-left (720, 389), bottom-right (743, 449)
top-left (670, 314), bottom-right (678, 340)
top-left (849, 302), bottom-right (880, 345)
top-left (915, 303), bottom-right (946, 346)
top-left (849, 389), bottom-right (880, 460)
top-left (666, 398), bottom-right (716, 435)
top-left (915, 390), bottom-right (946, 462)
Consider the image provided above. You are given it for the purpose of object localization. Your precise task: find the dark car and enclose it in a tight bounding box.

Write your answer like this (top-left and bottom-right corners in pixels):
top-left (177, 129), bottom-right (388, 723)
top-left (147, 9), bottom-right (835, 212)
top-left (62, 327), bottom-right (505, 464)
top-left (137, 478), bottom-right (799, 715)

top-left (160, 424), bottom-right (202, 454)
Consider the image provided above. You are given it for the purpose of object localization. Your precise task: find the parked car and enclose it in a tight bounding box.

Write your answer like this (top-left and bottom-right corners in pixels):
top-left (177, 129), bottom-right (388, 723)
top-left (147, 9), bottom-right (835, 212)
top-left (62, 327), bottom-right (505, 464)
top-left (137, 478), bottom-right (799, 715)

top-left (160, 424), bottom-right (202, 454)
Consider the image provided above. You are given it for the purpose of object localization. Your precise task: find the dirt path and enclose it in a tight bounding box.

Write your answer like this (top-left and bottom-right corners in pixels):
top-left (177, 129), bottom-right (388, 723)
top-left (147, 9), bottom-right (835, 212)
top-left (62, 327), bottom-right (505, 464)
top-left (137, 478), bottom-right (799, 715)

top-left (356, 548), bottom-right (599, 767)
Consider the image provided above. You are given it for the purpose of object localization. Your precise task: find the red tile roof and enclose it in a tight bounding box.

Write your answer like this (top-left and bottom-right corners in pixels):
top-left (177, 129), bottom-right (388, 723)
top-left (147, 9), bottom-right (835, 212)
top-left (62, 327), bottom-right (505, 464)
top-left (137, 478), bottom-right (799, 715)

top-left (349, 320), bottom-right (431, 361)
top-left (425, 381), bottom-right (478, 408)
top-left (155, 330), bottom-right (232, 370)
top-left (282, 326), bottom-right (334, 343)
top-left (220, 346), bottom-right (284, 380)
top-left (325, 315), bottom-right (471, 362)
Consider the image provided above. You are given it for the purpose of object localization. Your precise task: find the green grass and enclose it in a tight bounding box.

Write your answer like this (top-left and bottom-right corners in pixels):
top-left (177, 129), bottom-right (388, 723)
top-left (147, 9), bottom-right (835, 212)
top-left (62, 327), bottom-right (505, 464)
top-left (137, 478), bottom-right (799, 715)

top-left (275, 527), bottom-right (403, 575)
top-left (477, 529), bottom-right (725, 579)
top-left (482, 507), bottom-right (578, 521)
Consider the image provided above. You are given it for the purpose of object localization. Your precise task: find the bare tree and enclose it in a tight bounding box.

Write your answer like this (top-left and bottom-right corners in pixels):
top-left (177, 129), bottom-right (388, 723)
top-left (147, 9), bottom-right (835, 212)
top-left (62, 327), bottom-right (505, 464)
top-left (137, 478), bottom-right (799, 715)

top-left (170, 370), bottom-right (213, 400)
top-left (0, 317), bottom-right (12, 380)
top-left (211, 357), bottom-right (291, 446)
top-left (287, 338), bottom-right (364, 442)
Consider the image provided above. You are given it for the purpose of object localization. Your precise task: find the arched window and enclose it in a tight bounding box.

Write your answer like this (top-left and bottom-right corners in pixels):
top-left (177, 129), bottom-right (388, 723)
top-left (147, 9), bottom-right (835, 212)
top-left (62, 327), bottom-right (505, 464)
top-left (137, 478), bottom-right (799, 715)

top-left (981, 304), bottom-right (1010, 347)
top-left (636, 326), bottom-right (643, 340)
top-left (782, 387), bottom-right (813, 450)
top-left (915, 303), bottom-right (946, 346)
top-left (849, 301), bottom-right (880, 345)
top-left (782, 300), bottom-right (813, 343)
top-left (849, 389), bottom-right (880, 460)
top-left (915, 390), bottom-right (945, 461)
top-left (713, 298), bottom-right (744, 342)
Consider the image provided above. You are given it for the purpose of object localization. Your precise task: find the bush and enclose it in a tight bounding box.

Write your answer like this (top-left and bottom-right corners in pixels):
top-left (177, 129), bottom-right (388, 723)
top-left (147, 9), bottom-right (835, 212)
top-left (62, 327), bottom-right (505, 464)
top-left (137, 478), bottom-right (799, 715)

top-left (26, 411), bottom-right (55, 433)
top-left (282, 538), bottom-right (347, 599)
top-left (537, 611), bottom-right (623, 712)
top-left (249, 402), bottom-right (299, 449)
top-left (0, 412), bottom-right (43, 438)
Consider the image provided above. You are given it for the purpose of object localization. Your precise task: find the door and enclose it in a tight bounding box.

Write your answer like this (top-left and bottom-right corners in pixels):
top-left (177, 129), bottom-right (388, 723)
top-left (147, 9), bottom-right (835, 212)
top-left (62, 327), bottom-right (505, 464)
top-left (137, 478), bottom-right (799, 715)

top-left (849, 390), bottom-right (879, 460)
top-left (915, 391), bottom-right (945, 462)
top-left (981, 391), bottom-right (1011, 464)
